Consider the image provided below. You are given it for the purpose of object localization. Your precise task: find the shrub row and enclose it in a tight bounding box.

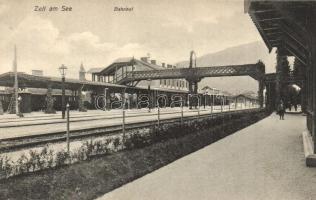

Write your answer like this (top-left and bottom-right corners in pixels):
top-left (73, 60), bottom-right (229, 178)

top-left (0, 137), bottom-right (123, 179)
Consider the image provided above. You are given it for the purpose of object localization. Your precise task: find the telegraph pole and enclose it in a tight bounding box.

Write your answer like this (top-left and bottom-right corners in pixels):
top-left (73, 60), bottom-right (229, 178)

top-left (13, 45), bottom-right (19, 115)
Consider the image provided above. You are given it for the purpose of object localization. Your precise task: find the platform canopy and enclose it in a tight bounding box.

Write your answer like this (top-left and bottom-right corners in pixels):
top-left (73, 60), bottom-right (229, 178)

top-left (246, 0), bottom-right (312, 66)
top-left (0, 72), bottom-right (126, 91)
top-left (0, 72), bottom-right (190, 94)
top-left (247, 0), bottom-right (316, 154)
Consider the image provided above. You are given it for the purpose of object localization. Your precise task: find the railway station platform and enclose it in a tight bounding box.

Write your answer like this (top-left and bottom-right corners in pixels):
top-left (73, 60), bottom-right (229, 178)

top-left (97, 113), bottom-right (316, 200)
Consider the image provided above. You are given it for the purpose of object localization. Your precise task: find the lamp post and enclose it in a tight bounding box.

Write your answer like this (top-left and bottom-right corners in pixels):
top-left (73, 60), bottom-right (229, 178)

top-left (198, 95), bottom-right (200, 118)
top-left (203, 92), bottom-right (206, 109)
top-left (212, 88), bottom-right (216, 113)
top-left (147, 79), bottom-right (152, 112)
top-left (189, 93), bottom-right (192, 109)
top-left (157, 98), bottom-right (160, 128)
top-left (221, 95), bottom-right (224, 112)
top-left (122, 87), bottom-right (127, 145)
top-left (66, 103), bottom-right (70, 154)
top-left (188, 93), bottom-right (192, 110)
top-left (59, 64), bottom-right (67, 119)
top-left (127, 93), bottom-right (131, 110)
top-left (104, 88), bottom-right (108, 111)
top-left (203, 91), bottom-right (208, 109)
top-left (181, 101), bottom-right (184, 126)
top-left (17, 96), bottom-right (23, 117)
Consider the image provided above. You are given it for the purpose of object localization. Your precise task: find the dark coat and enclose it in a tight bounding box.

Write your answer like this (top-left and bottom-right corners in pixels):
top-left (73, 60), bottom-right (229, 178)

top-left (277, 103), bottom-right (285, 114)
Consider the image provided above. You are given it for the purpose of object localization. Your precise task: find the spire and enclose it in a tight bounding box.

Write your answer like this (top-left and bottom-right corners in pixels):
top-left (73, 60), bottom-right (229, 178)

top-left (79, 62), bottom-right (86, 81)
top-left (79, 62), bottom-right (86, 72)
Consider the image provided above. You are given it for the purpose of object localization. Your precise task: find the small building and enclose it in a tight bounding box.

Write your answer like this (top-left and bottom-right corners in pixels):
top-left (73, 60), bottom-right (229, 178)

top-left (230, 94), bottom-right (259, 109)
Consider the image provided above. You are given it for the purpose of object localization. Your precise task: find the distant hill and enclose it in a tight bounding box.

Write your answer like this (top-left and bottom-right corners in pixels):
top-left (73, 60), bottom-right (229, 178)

top-left (176, 41), bottom-right (276, 94)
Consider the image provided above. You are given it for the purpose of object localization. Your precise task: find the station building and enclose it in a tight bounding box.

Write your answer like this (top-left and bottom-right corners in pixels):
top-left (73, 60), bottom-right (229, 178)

top-left (0, 56), bottom-right (233, 113)
top-left (88, 56), bottom-right (189, 91)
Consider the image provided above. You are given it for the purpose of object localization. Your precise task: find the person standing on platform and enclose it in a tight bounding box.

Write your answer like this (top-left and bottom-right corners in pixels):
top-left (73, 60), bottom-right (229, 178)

top-left (277, 100), bottom-right (285, 120)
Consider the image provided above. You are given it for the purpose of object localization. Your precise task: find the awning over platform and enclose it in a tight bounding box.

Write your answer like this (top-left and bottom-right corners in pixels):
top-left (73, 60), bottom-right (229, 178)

top-left (246, 1), bottom-right (311, 65)
top-left (0, 72), bottom-right (126, 91)
top-left (0, 72), bottom-right (190, 94)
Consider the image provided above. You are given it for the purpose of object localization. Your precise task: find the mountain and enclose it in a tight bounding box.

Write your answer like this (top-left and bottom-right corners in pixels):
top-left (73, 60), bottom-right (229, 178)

top-left (176, 41), bottom-right (276, 94)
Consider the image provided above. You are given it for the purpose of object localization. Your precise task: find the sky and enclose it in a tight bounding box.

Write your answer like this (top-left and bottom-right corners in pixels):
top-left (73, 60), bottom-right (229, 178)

top-left (0, 0), bottom-right (267, 78)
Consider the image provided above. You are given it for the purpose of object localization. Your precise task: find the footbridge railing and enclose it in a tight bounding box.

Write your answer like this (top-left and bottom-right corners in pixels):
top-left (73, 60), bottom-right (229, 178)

top-left (117, 62), bottom-right (265, 85)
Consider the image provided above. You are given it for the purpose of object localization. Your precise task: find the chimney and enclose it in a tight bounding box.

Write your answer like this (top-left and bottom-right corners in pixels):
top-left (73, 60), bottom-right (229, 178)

top-left (79, 63), bottom-right (86, 81)
top-left (141, 57), bottom-right (148, 63)
top-left (150, 60), bottom-right (156, 65)
top-left (162, 63), bottom-right (165, 68)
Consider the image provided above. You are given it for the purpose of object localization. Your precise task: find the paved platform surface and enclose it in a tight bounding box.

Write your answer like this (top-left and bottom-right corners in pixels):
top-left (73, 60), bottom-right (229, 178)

top-left (97, 113), bottom-right (316, 200)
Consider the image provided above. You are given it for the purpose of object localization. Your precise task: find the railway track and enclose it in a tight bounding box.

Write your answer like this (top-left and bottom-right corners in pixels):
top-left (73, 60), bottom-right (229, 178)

top-left (0, 108), bottom-right (216, 128)
top-left (0, 108), bottom-right (261, 153)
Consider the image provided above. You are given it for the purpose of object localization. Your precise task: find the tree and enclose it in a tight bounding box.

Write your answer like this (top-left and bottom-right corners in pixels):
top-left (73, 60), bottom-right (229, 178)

top-left (276, 49), bottom-right (290, 105)
top-left (293, 58), bottom-right (306, 78)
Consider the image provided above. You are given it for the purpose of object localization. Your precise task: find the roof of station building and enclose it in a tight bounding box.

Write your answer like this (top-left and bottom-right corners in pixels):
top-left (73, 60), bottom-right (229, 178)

top-left (0, 72), bottom-right (191, 95)
top-left (86, 67), bottom-right (103, 74)
top-left (93, 57), bottom-right (166, 76)
top-left (0, 72), bottom-right (126, 90)
top-left (231, 93), bottom-right (258, 101)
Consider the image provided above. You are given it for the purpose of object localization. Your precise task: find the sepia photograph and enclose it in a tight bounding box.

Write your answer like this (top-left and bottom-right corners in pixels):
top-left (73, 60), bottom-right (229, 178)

top-left (0, 0), bottom-right (315, 199)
